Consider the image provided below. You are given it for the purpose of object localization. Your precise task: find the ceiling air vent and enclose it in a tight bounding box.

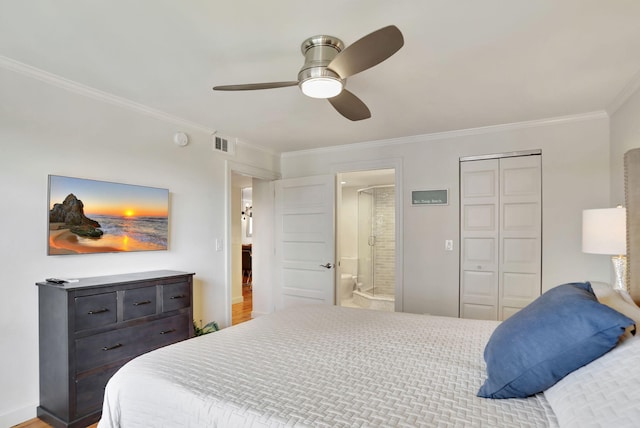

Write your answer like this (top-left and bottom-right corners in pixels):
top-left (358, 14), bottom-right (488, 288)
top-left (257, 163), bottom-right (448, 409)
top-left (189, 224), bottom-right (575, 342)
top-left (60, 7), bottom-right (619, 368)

top-left (212, 133), bottom-right (236, 155)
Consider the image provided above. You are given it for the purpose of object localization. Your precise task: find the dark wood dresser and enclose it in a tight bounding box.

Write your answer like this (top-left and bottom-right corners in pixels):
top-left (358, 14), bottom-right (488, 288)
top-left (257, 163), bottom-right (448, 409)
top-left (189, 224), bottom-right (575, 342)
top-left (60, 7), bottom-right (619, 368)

top-left (36, 270), bottom-right (195, 428)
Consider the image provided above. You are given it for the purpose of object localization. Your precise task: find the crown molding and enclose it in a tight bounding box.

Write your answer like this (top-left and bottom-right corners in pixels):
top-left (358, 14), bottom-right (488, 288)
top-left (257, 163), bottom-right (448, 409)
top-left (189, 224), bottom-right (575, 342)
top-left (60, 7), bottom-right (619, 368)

top-left (0, 55), bottom-right (279, 156)
top-left (0, 55), bottom-right (217, 134)
top-left (608, 68), bottom-right (640, 115)
top-left (235, 138), bottom-right (278, 157)
top-left (281, 111), bottom-right (609, 158)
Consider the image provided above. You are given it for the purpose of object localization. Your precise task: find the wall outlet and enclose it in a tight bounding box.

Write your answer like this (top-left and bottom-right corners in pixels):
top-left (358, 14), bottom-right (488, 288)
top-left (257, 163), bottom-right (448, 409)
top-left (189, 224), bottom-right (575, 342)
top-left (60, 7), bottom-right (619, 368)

top-left (445, 240), bottom-right (453, 251)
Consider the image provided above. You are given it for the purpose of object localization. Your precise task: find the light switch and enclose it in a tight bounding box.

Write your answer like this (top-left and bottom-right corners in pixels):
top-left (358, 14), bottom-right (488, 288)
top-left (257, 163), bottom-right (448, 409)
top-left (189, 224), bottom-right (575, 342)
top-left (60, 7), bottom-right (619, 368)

top-left (215, 238), bottom-right (223, 252)
top-left (445, 240), bottom-right (453, 251)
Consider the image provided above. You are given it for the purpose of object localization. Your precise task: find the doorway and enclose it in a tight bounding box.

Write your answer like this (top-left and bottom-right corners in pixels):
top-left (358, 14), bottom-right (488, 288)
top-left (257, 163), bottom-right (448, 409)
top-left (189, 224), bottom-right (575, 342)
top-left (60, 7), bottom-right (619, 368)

top-left (226, 161), bottom-right (279, 328)
top-left (337, 169), bottom-right (396, 312)
top-left (231, 173), bottom-right (253, 325)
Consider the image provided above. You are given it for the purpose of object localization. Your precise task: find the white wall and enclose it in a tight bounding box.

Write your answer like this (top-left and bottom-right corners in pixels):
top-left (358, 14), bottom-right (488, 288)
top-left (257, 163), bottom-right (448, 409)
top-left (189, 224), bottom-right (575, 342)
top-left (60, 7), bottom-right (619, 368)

top-left (611, 86), bottom-right (640, 206)
top-left (281, 114), bottom-right (612, 317)
top-left (251, 178), bottom-right (275, 317)
top-left (0, 67), bottom-right (279, 425)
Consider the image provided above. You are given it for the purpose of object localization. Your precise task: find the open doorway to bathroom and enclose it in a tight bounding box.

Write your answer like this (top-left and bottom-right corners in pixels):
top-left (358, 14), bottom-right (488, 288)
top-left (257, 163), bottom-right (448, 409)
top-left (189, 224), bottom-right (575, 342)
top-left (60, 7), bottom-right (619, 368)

top-left (337, 169), bottom-right (396, 312)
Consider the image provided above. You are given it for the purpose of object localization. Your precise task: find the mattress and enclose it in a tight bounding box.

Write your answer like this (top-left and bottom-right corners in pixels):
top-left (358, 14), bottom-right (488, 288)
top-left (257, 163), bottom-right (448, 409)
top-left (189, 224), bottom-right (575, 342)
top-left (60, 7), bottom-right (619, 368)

top-left (99, 305), bottom-right (558, 427)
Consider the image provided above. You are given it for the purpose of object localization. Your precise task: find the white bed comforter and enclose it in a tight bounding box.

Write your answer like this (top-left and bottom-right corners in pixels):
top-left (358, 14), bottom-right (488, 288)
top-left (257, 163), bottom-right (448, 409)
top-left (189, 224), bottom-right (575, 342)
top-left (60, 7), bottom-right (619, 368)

top-left (99, 305), bottom-right (558, 427)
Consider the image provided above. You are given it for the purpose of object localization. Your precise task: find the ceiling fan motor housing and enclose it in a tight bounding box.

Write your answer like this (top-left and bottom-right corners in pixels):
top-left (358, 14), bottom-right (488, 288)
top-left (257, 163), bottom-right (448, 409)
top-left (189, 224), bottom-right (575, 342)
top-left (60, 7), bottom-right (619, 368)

top-left (298, 35), bottom-right (345, 95)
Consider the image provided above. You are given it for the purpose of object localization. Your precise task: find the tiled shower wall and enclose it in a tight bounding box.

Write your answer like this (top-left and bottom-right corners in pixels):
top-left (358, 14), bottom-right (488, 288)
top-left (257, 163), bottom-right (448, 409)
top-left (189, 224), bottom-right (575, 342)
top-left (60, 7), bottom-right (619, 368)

top-left (372, 186), bottom-right (395, 296)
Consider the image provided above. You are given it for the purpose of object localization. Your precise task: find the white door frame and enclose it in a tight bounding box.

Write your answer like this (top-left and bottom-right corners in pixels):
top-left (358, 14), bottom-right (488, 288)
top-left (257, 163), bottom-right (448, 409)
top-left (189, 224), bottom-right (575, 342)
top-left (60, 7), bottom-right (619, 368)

top-left (331, 158), bottom-right (404, 312)
top-left (224, 160), bottom-right (280, 327)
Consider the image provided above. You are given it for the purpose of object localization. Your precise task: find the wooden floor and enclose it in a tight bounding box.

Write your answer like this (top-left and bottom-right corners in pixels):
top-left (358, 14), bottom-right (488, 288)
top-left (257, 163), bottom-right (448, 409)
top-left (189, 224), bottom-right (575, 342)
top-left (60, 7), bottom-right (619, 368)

top-left (16, 286), bottom-right (252, 428)
top-left (232, 283), bottom-right (253, 325)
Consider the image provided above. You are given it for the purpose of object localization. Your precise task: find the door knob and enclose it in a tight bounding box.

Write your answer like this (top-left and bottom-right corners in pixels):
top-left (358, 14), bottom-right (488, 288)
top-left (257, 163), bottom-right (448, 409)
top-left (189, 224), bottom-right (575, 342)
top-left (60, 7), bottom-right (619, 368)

top-left (320, 263), bottom-right (334, 269)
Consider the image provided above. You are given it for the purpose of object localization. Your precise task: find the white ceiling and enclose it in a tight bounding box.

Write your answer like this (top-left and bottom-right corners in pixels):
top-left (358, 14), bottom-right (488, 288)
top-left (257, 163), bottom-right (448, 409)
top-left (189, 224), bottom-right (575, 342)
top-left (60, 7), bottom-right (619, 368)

top-left (2, 1), bottom-right (640, 154)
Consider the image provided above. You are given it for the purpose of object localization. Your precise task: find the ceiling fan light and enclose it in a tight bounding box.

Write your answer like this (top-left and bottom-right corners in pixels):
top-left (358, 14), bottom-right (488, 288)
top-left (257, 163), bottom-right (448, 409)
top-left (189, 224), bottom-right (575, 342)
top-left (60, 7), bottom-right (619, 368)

top-left (300, 77), bottom-right (343, 99)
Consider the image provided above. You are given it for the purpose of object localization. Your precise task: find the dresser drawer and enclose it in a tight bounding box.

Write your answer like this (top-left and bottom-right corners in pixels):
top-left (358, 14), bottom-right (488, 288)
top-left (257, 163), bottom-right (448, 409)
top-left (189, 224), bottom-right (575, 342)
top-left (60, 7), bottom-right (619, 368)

top-left (75, 293), bottom-right (117, 331)
top-left (123, 286), bottom-right (157, 320)
top-left (147, 313), bottom-right (190, 350)
top-left (162, 282), bottom-right (190, 312)
top-left (75, 314), bottom-right (189, 373)
top-left (75, 365), bottom-right (120, 417)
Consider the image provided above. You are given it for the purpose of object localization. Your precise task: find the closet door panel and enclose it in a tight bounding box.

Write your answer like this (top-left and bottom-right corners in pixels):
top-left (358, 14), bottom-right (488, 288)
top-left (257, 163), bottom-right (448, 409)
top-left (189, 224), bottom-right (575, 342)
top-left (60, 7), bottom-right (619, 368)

top-left (501, 272), bottom-right (540, 319)
top-left (460, 159), bottom-right (499, 319)
top-left (499, 156), bottom-right (541, 319)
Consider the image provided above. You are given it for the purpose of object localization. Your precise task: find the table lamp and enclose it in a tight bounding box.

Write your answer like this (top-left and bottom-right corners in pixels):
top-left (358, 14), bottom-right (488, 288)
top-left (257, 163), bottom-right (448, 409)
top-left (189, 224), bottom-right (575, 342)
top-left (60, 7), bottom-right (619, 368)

top-left (582, 206), bottom-right (627, 291)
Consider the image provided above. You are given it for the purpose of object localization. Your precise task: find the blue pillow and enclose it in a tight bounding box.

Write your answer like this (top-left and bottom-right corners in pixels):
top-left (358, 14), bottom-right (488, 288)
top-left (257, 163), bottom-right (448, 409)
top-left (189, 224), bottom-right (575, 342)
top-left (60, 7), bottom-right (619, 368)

top-left (478, 282), bottom-right (635, 399)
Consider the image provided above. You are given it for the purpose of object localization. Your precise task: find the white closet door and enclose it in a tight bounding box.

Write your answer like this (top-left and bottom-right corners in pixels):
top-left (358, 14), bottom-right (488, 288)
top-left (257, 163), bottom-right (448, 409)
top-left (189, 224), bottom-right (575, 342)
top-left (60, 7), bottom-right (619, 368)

top-left (499, 155), bottom-right (541, 319)
top-left (460, 155), bottom-right (541, 321)
top-left (460, 159), bottom-right (499, 320)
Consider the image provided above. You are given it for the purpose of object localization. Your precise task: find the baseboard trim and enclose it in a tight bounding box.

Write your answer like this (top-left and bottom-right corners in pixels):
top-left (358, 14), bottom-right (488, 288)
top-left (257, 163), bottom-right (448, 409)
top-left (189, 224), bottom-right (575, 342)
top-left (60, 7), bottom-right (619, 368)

top-left (1, 403), bottom-right (36, 427)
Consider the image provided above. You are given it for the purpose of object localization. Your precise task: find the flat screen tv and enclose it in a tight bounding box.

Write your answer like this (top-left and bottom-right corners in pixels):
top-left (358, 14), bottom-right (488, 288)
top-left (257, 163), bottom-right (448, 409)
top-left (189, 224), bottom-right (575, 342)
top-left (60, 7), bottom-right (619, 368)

top-left (48, 175), bottom-right (169, 255)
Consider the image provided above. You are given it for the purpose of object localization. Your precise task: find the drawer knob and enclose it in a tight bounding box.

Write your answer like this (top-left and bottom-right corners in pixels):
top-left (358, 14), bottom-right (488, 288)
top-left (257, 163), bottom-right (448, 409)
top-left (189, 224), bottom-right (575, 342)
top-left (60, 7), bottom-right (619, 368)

top-left (169, 294), bottom-right (186, 300)
top-left (102, 343), bottom-right (123, 351)
top-left (160, 329), bottom-right (176, 335)
top-left (133, 300), bottom-right (152, 306)
top-left (87, 308), bottom-right (109, 315)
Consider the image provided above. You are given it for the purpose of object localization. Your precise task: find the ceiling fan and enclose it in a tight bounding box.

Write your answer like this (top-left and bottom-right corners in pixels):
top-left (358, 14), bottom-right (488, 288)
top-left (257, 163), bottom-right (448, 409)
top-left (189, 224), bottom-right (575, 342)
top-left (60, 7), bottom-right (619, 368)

top-left (212, 25), bottom-right (404, 121)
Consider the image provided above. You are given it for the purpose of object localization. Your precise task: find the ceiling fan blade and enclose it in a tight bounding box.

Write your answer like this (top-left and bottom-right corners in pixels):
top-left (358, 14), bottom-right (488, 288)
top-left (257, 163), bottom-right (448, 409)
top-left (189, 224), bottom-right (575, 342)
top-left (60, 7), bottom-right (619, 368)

top-left (328, 89), bottom-right (371, 121)
top-left (213, 81), bottom-right (298, 91)
top-left (328, 25), bottom-right (404, 78)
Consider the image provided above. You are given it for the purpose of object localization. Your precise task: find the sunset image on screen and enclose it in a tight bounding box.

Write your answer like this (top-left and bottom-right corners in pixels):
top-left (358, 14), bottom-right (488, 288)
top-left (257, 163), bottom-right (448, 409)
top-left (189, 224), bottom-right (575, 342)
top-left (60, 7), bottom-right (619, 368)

top-left (47, 175), bottom-right (169, 255)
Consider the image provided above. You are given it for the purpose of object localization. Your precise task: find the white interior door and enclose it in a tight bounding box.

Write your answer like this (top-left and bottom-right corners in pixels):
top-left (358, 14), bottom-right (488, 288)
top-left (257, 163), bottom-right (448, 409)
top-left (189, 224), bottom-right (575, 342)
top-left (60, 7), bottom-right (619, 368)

top-left (460, 159), bottom-right (500, 320)
top-left (275, 175), bottom-right (335, 309)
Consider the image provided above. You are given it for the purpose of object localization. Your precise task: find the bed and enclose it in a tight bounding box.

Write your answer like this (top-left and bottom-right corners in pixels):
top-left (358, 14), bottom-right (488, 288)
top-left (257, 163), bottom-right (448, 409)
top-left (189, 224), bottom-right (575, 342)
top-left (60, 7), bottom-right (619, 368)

top-left (100, 305), bottom-right (551, 427)
top-left (98, 285), bottom-right (640, 428)
top-left (99, 150), bottom-right (640, 427)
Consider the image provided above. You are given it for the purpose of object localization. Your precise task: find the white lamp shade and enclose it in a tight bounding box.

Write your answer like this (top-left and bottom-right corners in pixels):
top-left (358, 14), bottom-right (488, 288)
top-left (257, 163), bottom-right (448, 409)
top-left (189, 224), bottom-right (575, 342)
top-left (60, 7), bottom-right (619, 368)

top-left (582, 207), bottom-right (626, 255)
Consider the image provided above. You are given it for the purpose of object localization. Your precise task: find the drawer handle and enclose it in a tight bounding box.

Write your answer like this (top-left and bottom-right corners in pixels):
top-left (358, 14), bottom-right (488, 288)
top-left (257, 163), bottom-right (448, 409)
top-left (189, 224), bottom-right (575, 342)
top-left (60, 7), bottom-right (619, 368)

top-left (169, 294), bottom-right (186, 300)
top-left (160, 329), bottom-right (176, 335)
top-left (87, 308), bottom-right (109, 315)
top-left (133, 300), bottom-right (152, 306)
top-left (102, 343), bottom-right (122, 351)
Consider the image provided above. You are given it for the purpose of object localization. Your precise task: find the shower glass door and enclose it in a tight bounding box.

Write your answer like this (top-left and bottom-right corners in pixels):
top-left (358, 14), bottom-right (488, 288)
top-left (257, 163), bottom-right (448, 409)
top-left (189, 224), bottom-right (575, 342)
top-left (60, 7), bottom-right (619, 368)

top-left (357, 189), bottom-right (374, 295)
